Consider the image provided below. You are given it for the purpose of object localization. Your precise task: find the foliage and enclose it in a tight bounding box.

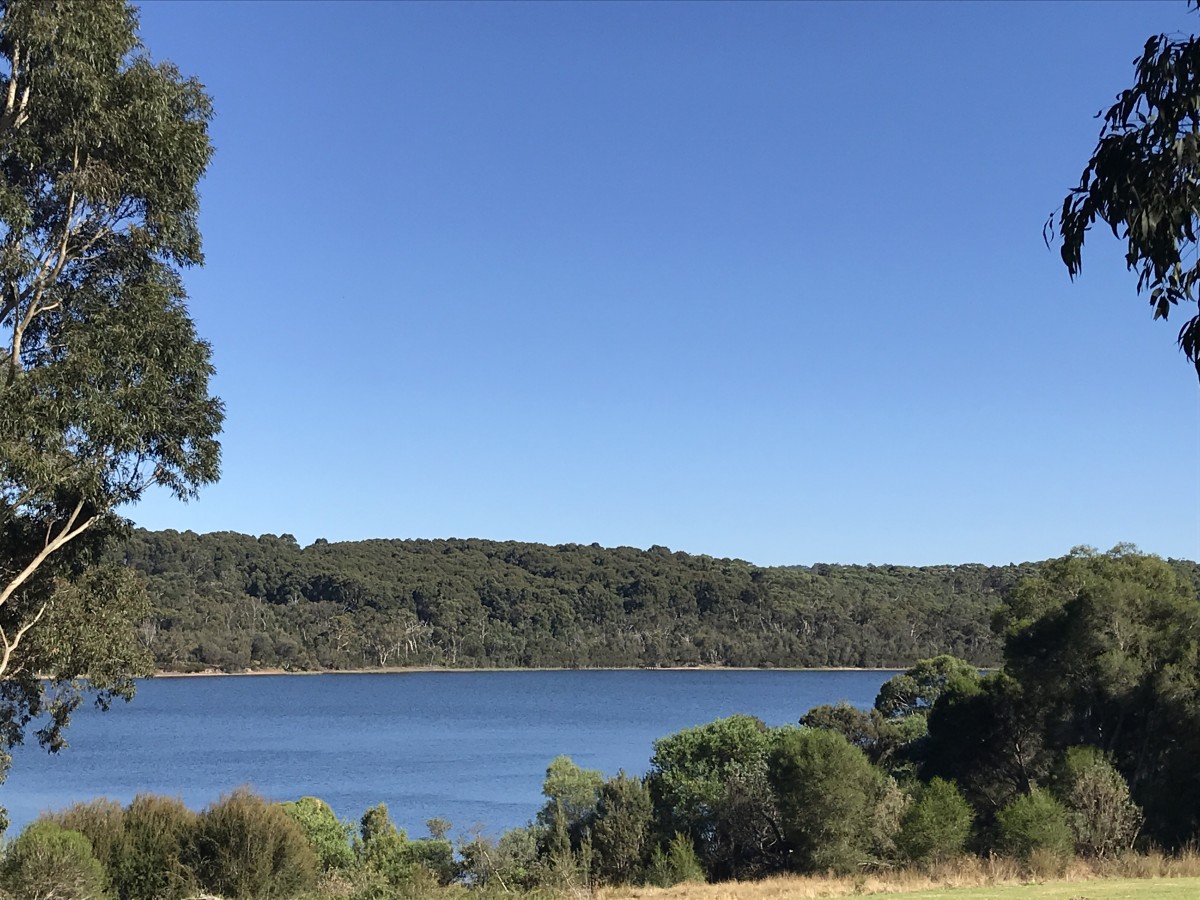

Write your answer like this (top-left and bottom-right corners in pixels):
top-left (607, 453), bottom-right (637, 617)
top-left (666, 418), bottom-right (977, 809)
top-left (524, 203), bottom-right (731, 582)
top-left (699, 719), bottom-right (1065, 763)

top-left (356, 803), bottom-right (453, 889)
top-left (799, 702), bottom-right (926, 775)
top-left (876, 656), bottom-right (980, 720)
top-left (458, 826), bottom-right (542, 892)
top-left (113, 528), bottom-right (1067, 674)
top-left (536, 756), bottom-right (602, 846)
top-left (995, 789), bottom-right (1074, 862)
top-left (997, 546), bottom-right (1200, 845)
top-left (0, 0), bottom-right (221, 799)
top-left (405, 836), bottom-right (456, 887)
top-left (113, 794), bottom-right (198, 900)
top-left (919, 672), bottom-right (1050, 818)
top-left (0, 820), bottom-right (108, 900)
top-left (648, 714), bottom-right (785, 880)
top-left (52, 794), bottom-right (198, 900)
top-left (897, 778), bottom-right (974, 865)
top-left (767, 728), bottom-right (892, 874)
top-left (1055, 747), bottom-right (1142, 859)
top-left (646, 832), bottom-right (706, 887)
top-left (358, 804), bottom-right (413, 885)
top-left (282, 797), bottom-right (355, 872)
top-left (50, 799), bottom-right (125, 892)
top-left (1048, 20), bottom-right (1200, 380)
top-left (191, 788), bottom-right (317, 900)
top-left (591, 771), bottom-right (653, 885)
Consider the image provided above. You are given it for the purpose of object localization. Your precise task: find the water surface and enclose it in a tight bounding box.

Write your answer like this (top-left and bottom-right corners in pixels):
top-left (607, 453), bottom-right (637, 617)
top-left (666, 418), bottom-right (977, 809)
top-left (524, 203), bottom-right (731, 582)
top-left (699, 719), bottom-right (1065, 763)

top-left (1, 669), bottom-right (893, 836)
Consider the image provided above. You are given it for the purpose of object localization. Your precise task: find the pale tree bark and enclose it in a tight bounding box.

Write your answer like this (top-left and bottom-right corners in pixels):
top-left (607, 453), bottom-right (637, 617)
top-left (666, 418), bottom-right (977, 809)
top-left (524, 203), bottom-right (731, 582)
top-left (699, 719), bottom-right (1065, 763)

top-left (0, 501), bottom-right (96, 678)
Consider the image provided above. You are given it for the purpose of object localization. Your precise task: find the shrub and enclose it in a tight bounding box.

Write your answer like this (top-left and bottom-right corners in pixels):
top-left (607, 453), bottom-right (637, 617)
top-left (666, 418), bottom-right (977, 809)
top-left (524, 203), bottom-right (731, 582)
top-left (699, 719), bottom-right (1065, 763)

top-left (355, 803), bottom-right (455, 889)
top-left (592, 771), bottom-right (653, 885)
top-left (537, 756), bottom-right (601, 841)
top-left (897, 778), bottom-right (974, 865)
top-left (0, 820), bottom-right (108, 900)
top-left (340, 863), bottom-right (440, 900)
top-left (358, 804), bottom-right (414, 886)
top-left (458, 826), bottom-right (541, 891)
top-left (1056, 747), bottom-right (1142, 858)
top-left (191, 787), bottom-right (317, 899)
top-left (51, 794), bottom-right (200, 900)
top-left (868, 775), bottom-right (909, 864)
top-left (647, 832), bottom-right (705, 887)
top-left (648, 714), bottom-right (779, 880)
top-left (995, 788), bottom-right (1074, 862)
top-left (768, 728), bottom-right (889, 874)
top-left (51, 798), bottom-right (127, 890)
top-left (281, 796), bottom-right (355, 871)
top-left (406, 838), bottom-right (456, 886)
top-left (117, 794), bottom-right (199, 900)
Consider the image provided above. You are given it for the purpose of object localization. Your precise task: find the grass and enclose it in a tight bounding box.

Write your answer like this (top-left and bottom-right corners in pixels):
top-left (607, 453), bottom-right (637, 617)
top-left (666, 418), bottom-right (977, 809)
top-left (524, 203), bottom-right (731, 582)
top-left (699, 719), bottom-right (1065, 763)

top-left (597, 852), bottom-right (1200, 900)
top-left (600, 878), bottom-right (1200, 900)
top-left (883, 879), bottom-right (1200, 899)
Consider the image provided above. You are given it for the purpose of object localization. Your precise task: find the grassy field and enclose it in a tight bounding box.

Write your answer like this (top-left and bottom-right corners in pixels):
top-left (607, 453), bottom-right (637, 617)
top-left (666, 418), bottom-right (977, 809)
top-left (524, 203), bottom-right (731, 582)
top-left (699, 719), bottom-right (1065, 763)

top-left (882, 878), bottom-right (1200, 899)
top-left (599, 870), bottom-right (1200, 900)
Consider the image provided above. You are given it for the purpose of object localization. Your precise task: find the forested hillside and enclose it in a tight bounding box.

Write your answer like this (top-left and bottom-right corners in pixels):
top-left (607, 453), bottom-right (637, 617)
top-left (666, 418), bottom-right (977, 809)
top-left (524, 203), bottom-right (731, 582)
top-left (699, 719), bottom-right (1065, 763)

top-left (116, 530), bottom-right (1199, 673)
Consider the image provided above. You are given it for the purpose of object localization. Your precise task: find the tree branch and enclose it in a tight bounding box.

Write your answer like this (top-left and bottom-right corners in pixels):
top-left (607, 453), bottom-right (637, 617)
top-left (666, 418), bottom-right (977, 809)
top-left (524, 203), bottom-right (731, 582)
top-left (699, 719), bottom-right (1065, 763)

top-left (0, 501), bottom-right (95, 610)
top-left (0, 600), bottom-right (48, 680)
top-left (0, 42), bottom-right (30, 133)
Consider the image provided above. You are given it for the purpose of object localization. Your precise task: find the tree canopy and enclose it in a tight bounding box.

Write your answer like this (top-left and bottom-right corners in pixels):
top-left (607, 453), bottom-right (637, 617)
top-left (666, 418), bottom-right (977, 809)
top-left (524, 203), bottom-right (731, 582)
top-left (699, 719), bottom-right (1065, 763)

top-left (1049, 12), bottom-right (1200, 381)
top-left (0, 0), bottom-right (221, 771)
top-left (110, 528), bottom-right (1078, 672)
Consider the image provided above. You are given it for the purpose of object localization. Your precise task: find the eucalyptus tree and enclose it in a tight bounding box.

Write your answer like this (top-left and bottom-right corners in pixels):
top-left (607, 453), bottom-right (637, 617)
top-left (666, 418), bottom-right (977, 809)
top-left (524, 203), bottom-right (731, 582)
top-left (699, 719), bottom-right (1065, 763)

top-left (1048, 13), bottom-right (1200, 382)
top-left (0, 0), bottom-right (221, 773)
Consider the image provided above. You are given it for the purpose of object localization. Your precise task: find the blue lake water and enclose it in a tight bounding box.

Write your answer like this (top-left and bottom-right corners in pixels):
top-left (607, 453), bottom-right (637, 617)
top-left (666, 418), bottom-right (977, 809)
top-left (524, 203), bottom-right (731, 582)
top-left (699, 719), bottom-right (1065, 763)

top-left (0, 669), bottom-right (894, 837)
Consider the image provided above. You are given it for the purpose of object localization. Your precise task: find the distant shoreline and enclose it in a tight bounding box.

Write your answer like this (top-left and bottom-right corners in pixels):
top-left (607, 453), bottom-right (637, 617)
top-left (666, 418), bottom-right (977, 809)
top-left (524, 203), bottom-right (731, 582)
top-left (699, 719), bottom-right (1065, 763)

top-left (151, 665), bottom-right (905, 678)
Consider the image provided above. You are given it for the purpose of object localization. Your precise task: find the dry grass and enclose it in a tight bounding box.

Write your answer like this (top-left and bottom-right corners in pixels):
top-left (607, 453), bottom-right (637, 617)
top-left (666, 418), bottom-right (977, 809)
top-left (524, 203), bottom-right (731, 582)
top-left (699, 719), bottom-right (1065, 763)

top-left (595, 850), bottom-right (1200, 900)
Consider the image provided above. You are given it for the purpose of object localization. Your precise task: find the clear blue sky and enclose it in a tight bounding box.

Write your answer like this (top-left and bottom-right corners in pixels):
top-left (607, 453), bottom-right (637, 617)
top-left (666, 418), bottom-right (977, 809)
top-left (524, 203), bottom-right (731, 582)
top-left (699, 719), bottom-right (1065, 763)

top-left (125, 0), bottom-right (1199, 567)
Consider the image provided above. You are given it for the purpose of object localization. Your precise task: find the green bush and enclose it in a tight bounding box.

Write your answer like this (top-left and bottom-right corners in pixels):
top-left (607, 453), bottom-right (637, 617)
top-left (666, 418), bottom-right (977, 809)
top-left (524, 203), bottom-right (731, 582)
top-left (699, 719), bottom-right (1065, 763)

top-left (458, 826), bottom-right (541, 892)
top-left (281, 796), bottom-right (355, 871)
top-left (648, 714), bottom-right (779, 880)
top-left (996, 788), bottom-right (1074, 862)
top-left (191, 788), bottom-right (317, 899)
top-left (116, 794), bottom-right (199, 900)
top-left (358, 804), bottom-right (415, 886)
top-left (1056, 747), bottom-right (1142, 858)
top-left (897, 778), bottom-right (974, 865)
top-left (51, 799), bottom-right (126, 891)
top-left (768, 728), bottom-right (889, 874)
top-left (592, 771), bottom-right (653, 885)
top-left (647, 832), bottom-right (705, 887)
top-left (0, 820), bottom-right (108, 900)
top-left (406, 838), bottom-right (456, 886)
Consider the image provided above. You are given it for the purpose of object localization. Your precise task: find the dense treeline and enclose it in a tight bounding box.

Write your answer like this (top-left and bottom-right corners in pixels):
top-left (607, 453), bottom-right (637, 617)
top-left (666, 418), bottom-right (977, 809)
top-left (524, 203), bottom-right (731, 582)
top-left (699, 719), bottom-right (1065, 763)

top-left (114, 529), bottom-right (1052, 672)
top-left (116, 530), bottom-right (1199, 673)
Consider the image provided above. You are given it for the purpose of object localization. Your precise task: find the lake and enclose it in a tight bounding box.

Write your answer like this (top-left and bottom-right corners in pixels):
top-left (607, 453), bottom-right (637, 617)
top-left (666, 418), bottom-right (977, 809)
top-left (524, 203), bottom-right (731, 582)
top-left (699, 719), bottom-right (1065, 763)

top-left (0, 669), bottom-right (895, 837)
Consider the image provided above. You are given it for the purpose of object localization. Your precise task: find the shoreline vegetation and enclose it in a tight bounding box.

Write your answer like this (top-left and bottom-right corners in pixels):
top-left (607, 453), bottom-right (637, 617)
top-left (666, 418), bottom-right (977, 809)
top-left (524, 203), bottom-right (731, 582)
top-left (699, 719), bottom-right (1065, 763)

top-left (119, 529), bottom-right (1200, 677)
top-left (150, 664), bottom-right (909, 678)
top-left (16, 780), bottom-right (1200, 900)
top-left (120, 527), bottom-right (1039, 674)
